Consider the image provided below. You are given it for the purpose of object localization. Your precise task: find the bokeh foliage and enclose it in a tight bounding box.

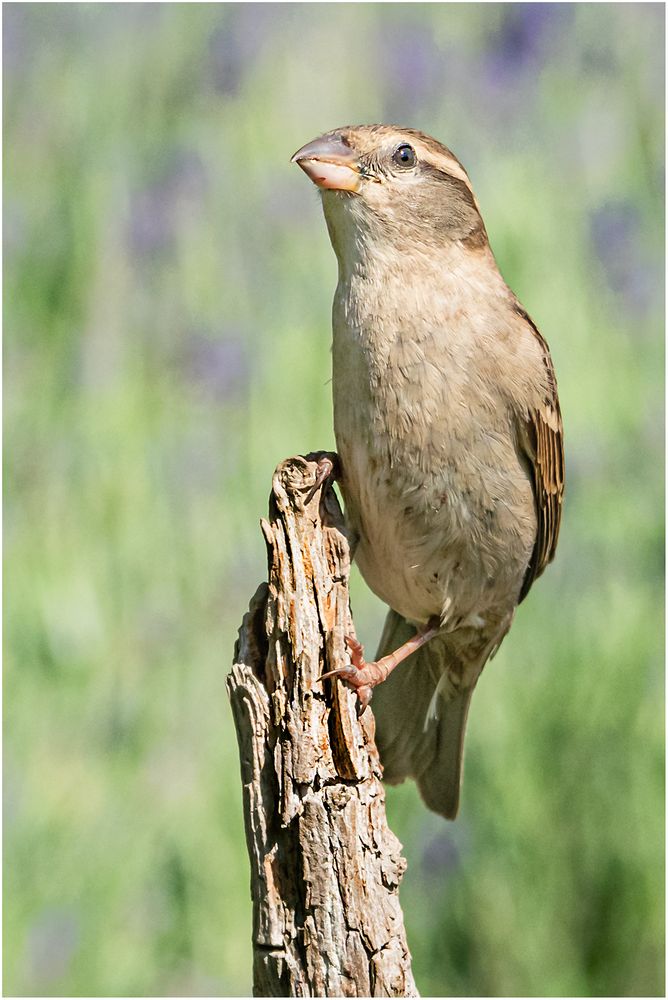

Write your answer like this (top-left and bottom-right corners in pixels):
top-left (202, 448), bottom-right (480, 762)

top-left (4, 3), bottom-right (664, 996)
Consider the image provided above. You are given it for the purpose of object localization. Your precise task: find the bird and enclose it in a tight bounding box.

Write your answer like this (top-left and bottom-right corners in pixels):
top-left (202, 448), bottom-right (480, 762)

top-left (291, 125), bottom-right (564, 820)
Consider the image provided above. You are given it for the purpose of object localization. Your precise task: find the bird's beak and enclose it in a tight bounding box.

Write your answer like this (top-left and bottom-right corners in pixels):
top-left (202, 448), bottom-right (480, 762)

top-left (291, 134), bottom-right (361, 192)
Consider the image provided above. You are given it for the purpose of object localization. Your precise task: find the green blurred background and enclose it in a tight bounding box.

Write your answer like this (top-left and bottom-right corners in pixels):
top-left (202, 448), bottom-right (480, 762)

top-left (4, 3), bottom-right (664, 996)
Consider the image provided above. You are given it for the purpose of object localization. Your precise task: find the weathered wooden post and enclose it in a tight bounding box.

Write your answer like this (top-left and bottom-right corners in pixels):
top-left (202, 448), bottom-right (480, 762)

top-left (228, 454), bottom-right (417, 997)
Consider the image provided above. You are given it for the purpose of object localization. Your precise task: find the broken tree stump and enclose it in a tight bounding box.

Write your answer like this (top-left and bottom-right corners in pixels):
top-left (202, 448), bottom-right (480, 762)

top-left (228, 454), bottom-right (417, 998)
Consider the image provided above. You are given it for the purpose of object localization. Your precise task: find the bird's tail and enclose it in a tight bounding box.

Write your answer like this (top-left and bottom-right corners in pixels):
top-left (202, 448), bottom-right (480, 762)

top-left (371, 609), bottom-right (475, 820)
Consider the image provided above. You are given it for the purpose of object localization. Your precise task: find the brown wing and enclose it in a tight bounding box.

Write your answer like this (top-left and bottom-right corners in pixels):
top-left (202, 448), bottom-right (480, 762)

top-left (515, 306), bottom-right (565, 603)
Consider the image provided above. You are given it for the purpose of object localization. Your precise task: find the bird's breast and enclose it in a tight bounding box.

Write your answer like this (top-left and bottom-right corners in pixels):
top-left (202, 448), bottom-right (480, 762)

top-left (331, 271), bottom-right (536, 624)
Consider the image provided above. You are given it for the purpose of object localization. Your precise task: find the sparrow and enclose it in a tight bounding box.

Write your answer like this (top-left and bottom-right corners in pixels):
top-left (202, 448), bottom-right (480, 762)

top-left (292, 125), bottom-right (564, 819)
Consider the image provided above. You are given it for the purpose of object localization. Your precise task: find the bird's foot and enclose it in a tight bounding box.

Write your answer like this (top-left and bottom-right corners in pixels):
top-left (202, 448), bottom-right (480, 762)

top-left (320, 635), bottom-right (395, 710)
top-left (320, 620), bottom-right (441, 710)
top-left (320, 635), bottom-right (408, 711)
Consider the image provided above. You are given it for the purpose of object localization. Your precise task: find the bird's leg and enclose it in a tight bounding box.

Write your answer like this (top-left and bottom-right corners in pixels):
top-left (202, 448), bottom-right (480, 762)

top-left (321, 617), bottom-right (440, 709)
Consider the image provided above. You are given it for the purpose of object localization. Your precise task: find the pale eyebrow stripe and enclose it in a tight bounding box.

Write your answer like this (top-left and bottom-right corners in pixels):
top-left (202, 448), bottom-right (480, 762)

top-left (419, 152), bottom-right (482, 212)
top-left (429, 154), bottom-right (473, 190)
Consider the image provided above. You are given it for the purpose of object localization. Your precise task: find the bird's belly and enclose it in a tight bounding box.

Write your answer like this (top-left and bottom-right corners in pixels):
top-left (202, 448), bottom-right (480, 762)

top-left (354, 521), bottom-right (467, 627)
top-left (337, 433), bottom-right (535, 628)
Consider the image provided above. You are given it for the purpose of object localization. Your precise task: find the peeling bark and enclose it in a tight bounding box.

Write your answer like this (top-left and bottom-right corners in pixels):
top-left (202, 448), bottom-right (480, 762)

top-left (228, 454), bottom-right (417, 998)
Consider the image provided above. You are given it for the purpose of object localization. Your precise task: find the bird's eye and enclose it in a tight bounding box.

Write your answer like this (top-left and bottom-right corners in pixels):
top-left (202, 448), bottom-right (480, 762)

top-left (392, 143), bottom-right (417, 169)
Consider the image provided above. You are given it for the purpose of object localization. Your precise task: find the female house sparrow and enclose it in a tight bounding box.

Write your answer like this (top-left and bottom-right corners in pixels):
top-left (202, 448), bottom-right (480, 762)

top-left (292, 126), bottom-right (564, 820)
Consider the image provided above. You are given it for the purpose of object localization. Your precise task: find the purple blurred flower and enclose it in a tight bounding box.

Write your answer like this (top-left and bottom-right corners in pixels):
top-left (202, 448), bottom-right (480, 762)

top-left (2, 3), bottom-right (31, 77)
top-left (208, 4), bottom-right (294, 97)
top-left (179, 330), bottom-right (250, 402)
top-left (590, 201), bottom-right (660, 317)
top-left (485, 4), bottom-right (571, 85)
top-left (128, 149), bottom-right (207, 259)
top-left (378, 25), bottom-right (446, 120)
top-left (26, 907), bottom-right (79, 987)
top-left (421, 828), bottom-right (461, 876)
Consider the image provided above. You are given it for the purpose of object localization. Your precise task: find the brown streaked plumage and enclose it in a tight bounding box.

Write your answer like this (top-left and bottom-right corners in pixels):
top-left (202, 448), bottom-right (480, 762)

top-left (292, 125), bottom-right (564, 819)
top-left (514, 303), bottom-right (565, 601)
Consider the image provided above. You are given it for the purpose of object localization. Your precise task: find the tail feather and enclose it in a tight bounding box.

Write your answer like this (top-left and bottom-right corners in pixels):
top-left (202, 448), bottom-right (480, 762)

top-left (371, 609), bottom-right (474, 820)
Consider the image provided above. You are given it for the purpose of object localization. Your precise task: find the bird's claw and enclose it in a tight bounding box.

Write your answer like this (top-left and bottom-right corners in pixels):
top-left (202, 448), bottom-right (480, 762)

top-left (304, 452), bottom-right (340, 504)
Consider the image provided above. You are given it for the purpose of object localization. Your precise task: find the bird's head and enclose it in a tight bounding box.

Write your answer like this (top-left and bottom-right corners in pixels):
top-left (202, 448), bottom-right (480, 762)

top-left (292, 124), bottom-right (487, 266)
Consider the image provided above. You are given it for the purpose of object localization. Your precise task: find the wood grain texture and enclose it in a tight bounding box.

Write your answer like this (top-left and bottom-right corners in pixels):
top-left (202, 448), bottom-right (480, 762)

top-left (228, 454), bottom-right (417, 998)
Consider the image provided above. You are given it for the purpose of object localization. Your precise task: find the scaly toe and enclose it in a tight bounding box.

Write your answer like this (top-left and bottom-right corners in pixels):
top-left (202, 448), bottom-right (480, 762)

top-left (344, 634), bottom-right (366, 670)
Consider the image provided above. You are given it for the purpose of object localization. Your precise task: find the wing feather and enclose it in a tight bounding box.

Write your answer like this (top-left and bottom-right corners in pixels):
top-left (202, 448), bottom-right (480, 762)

top-left (514, 306), bottom-right (565, 602)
